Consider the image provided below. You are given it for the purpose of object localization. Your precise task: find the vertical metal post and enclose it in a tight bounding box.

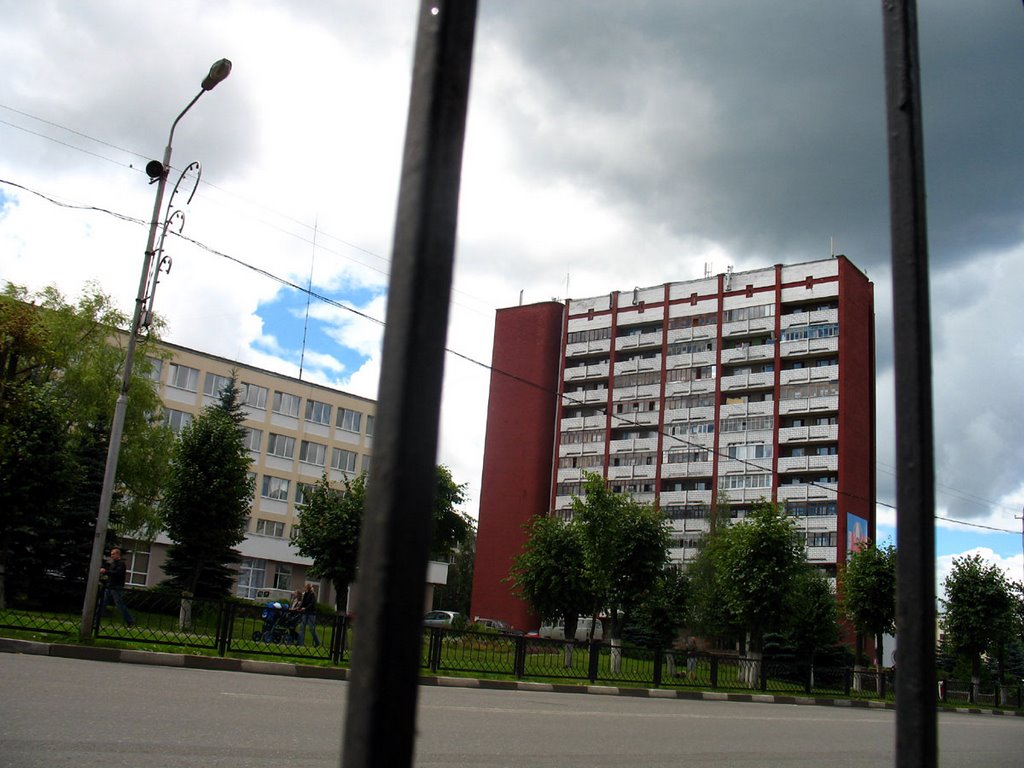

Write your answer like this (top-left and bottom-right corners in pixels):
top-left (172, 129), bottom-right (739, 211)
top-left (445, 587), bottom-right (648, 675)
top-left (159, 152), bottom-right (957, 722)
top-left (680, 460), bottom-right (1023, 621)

top-left (881, 2), bottom-right (936, 766)
top-left (340, 3), bottom-right (478, 767)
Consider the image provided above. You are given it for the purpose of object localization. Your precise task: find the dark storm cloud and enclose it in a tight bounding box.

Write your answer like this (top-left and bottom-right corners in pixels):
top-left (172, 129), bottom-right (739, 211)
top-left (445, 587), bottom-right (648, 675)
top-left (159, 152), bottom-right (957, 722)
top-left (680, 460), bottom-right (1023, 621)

top-left (478, 1), bottom-right (1023, 272)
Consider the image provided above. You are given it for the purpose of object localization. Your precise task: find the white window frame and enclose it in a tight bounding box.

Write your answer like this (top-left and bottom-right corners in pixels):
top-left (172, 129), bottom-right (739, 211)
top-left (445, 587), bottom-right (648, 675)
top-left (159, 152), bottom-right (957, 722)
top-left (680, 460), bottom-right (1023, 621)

top-left (243, 427), bottom-right (263, 452)
top-left (261, 475), bottom-right (290, 500)
top-left (167, 363), bottom-right (199, 392)
top-left (331, 447), bottom-right (357, 473)
top-left (241, 382), bottom-right (268, 410)
top-left (165, 409), bottom-right (193, 435)
top-left (272, 391), bottom-right (301, 417)
top-left (236, 558), bottom-right (267, 600)
top-left (203, 372), bottom-right (231, 398)
top-left (336, 407), bottom-right (362, 433)
top-left (300, 440), bottom-right (327, 467)
top-left (305, 399), bottom-right (332, 426)
top-left (267, 433), bottom-right (295, 459)
top-left (255, 518), bottom-right (285, 538)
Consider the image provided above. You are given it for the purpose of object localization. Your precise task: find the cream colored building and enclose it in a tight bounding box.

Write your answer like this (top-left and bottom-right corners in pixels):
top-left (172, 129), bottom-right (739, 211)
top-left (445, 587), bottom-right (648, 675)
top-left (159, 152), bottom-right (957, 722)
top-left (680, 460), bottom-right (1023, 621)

top-left (125, 340), bottom-right (376, 608)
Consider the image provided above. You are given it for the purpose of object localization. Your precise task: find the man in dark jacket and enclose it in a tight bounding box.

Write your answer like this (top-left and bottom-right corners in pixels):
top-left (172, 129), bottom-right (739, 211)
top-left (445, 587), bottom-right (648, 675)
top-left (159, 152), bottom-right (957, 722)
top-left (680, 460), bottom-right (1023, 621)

top-left (297, 583), bottom-right (320, 647)
top-left (99, 548), bottom-right (135, 626)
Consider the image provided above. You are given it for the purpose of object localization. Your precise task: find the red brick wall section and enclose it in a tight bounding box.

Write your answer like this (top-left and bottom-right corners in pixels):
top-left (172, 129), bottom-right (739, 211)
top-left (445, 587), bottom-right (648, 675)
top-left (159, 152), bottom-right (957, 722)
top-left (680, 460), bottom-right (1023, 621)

top-left (836, 256), bottom-right (876, 564)
top-left (470, 302), bottom-right (565, 632)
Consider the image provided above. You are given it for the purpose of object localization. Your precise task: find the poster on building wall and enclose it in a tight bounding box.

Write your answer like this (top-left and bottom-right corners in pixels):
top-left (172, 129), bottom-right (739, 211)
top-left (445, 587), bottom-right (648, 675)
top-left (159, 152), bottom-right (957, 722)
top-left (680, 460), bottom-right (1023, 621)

top-left (847, 513), bottom-right (869, 553)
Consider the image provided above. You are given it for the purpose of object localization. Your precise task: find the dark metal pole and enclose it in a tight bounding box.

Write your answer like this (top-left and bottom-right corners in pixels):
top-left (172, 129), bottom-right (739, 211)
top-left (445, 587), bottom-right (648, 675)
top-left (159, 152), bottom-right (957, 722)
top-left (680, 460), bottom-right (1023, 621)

top-left (881, 2), bottom-right (936, 767)
top-left (340, 2), bottom-right (477, 767)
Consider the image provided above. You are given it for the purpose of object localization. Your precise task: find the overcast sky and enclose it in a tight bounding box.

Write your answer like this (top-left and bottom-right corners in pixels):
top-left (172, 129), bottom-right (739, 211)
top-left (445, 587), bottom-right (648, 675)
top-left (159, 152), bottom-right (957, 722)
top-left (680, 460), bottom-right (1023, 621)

top-left (1, 1), bottom-right (1021, 594)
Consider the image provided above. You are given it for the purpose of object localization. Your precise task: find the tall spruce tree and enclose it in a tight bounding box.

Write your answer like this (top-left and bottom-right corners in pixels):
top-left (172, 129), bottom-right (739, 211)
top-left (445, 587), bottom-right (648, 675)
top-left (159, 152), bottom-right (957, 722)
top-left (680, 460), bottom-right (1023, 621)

top-left (161, 378), bottom-right (253, 598)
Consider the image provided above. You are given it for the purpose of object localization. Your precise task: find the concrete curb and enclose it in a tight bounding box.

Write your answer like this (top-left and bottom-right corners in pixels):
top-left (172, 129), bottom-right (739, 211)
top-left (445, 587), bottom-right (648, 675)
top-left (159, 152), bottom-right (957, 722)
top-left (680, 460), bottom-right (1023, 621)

top-left (2, 638), bottom-right (1021, 718)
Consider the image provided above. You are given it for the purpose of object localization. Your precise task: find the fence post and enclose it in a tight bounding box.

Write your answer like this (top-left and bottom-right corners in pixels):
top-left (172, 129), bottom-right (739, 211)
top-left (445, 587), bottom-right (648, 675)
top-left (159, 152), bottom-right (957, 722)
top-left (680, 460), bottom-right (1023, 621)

top-left (759, 657), bottom-right (768, 692)
top-left (513, 635), bottom-right (526, 679)
top-left (333, 614), bottom-right (348, 664)
top-left (804, 663), bottom-right (812, 695)
top-left (844, 666), bottom-right (852, 697)
top-left (92, 587), bottom-right (104, 636)
top-left (969, 680), bottom-right (976, 705)
top-left (653, 648), bottom-right (663, 688)
top-left (429, 628), bottom-right (441, 673)
top-left (217, 600), bottom-right (234, 657)
top-left (710, 655), bottom-right (719, 689)
top-left (588, 641), bottom-right (600, 683)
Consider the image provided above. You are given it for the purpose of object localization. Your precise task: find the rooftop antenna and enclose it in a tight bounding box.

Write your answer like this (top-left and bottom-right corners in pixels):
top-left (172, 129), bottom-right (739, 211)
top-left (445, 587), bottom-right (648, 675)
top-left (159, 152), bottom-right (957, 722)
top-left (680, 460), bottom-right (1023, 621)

top-left (518, 289), bottom-right (523, 306)
top-left (704, 261), bottom-right (712, 279)
top-left (831, 236), bottom-right (836, 258)
top-left (298, 215), bottom-right (318, 381)
top-left (724, 265), bottom-right (734, 291)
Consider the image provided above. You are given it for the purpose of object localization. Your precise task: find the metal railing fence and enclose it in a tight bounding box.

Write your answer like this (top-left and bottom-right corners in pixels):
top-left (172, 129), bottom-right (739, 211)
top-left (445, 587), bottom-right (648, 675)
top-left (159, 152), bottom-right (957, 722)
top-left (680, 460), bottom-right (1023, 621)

top-left (2, 595), bottom-right (1019, 709)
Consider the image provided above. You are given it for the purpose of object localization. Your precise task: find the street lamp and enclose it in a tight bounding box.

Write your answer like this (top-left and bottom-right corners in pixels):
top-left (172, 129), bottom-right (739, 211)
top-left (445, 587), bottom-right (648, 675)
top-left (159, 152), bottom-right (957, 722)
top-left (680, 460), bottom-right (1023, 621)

top-left (79, 59), bottom-right (232, 638)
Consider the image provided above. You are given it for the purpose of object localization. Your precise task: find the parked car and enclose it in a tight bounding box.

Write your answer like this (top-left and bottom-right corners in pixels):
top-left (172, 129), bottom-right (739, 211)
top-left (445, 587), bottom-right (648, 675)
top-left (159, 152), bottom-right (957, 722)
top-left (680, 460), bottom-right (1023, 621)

top-left (473, 617), bottom-right (523, 635)
top-left (423, 610), bottom-right (460, 627)
top-left (537, 617), bottom-right (603, 641)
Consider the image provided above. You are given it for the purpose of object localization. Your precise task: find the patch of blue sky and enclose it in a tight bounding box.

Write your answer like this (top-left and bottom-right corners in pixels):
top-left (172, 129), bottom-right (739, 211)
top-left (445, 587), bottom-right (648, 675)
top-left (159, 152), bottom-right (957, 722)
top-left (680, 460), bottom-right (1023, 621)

top-left (876, 519), bottom-right (1021, 561)
top-left (255, 288), bottom-right (369, 377)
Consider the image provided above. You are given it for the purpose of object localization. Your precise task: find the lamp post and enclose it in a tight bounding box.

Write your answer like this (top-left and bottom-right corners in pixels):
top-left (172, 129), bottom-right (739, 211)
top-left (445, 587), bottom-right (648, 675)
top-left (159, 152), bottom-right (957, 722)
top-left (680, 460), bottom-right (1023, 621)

top-left (79, 59), bottom-right (232, 639)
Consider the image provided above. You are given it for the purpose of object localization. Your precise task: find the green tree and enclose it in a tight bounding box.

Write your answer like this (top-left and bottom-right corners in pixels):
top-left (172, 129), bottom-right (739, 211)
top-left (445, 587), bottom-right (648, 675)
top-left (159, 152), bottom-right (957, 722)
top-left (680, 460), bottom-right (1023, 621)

top-left (0, 284), bottom-right (172, 606)
top-left (787, 567), bottom-right (839, 667)
top-left (430, 464), bottom-right (473, 560)
top-left (573, 473), bottom-right (670, 643)
top-left (433, 521), bottom-right (477, 615)
top-left (509, 514), bottom-right (594, 641)
top-left (161, 380), bottom-right (253, 598)
top-left (293, 473), bottom-right (366, 612)
top-left (841, 541), bottom-right (896, 669)
top-left (627, 565), bottom-right (691, 651)
top-left (942, 554), bottom-right (1016, 686)
top-left (697, 500), bottom-right (803, 669)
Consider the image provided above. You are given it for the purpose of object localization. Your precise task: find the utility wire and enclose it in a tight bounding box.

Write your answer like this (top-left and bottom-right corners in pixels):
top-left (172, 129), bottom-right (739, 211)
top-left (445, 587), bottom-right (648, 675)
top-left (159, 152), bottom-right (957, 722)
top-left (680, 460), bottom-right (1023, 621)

top-left (2, 175), bottom-right (1019, 537)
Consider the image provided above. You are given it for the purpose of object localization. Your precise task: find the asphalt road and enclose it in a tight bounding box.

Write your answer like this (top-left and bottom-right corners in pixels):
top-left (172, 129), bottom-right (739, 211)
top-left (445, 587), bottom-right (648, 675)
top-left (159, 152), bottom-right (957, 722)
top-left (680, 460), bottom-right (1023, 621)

top-left (1, 654), bottom-right (1021, 767)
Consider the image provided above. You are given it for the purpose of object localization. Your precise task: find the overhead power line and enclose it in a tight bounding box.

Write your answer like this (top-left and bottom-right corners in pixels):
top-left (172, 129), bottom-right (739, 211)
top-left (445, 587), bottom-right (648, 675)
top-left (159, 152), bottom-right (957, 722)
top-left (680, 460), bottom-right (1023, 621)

top-left (1, 175), bottom-right (1019, 537)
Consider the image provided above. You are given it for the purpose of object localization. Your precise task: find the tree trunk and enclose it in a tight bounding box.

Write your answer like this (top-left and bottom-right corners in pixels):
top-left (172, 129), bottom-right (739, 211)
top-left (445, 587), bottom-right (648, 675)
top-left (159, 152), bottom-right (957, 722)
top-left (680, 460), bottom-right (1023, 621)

top-left (609, 637), bottom-right (623, 675)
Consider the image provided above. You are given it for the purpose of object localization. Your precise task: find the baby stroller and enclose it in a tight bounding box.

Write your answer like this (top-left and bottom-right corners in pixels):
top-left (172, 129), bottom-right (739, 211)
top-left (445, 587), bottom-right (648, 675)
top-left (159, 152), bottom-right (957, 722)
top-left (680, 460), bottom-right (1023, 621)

top-left (252, 601), bottom-right (301, 644)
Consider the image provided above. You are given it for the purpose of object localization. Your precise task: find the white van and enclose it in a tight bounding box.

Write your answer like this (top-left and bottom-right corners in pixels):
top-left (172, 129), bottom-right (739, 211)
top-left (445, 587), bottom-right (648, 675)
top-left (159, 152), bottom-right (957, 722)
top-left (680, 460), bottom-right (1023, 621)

top-left (538, 617), bottom-right (603, 641)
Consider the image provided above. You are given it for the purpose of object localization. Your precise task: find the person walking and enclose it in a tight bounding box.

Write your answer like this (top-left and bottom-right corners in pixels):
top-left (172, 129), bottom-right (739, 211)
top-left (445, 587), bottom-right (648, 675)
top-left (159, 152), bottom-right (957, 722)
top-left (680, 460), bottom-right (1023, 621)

top-left (298, 583), bottom-right (320, 647)
top-left (99, 548), bottom-right (135, 626)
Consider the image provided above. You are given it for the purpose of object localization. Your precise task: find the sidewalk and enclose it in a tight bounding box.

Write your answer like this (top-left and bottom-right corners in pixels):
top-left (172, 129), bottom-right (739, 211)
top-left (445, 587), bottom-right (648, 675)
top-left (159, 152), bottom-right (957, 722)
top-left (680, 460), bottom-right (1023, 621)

top-left (3, 636), bottom-right (1020, 717)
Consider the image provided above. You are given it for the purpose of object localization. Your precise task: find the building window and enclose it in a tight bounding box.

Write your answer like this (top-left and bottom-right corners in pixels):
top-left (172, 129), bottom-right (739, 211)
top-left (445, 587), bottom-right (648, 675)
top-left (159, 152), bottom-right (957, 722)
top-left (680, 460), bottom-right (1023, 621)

top-left (305, 399), bottom-right (332, 426)
top-left (718, 473), bottom-right (772, 490)
top-left (267, 433), bottom-right (295, 459)
top-left (144, 357), bottom-right (163, 383)
top-left (272, 391), bottom-right (301, 417)
top-left (331, 448), bottom-right (357, 473)
top-left (236, 558), bottom-right (267, 600)
top-left (261, 475), bottom-right (290, 500)
top-left (165, 409), bottom-right (193, 435)
top-left (295, 482), bottom-right (315, 505)
top-left (726, 444), bottom-right (773, 460)
top-left (243, 427), bottom-right (263, 453)
top-left (273, 564), bottom-right (292, 592)
top-left (299, 440), bottom-right (327, 467)
top-left (167, 363), bottom-right (199, 392)
top-left (255, 518), bottom-right (286, 538)
top-left (124, 542), bottom-right (151, 587)
top-left (241, 382), bottom-right (268, 410)
top-left (361, 454), bottom-right (372, 475)
top-left (203, 372), bottom-right (231, 397)
top-left (337, 408), bottom-right (362, 433)
top-left (365, 414), bottom-right (375, 437)
top-left (780, 323), bottom-right (839, 342)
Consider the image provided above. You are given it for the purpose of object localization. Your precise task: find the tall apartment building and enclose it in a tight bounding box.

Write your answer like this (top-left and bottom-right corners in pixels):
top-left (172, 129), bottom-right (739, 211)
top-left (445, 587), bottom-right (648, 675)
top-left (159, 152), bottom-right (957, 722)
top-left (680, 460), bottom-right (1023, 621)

top-left (471, 256), bottom-right (875, 631)
top-left (126, 341), bottom-right (376, 606)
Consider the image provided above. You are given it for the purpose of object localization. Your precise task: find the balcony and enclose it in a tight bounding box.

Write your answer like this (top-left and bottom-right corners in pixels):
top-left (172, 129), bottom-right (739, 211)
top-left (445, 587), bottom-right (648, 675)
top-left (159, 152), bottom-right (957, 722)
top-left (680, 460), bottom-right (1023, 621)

top-left (721, 316), bottom-right (775, 337)
top-left (607, 463), bottom-right (657, 480)
top-left (778, 395), bottom-right (838, 416)
top-left (564, 360), bottom-right (610, 382)
top-left (780, 365), bottom-right (839, 386)
top-left (777, 482), bottom-right (838, 503)
top-left (566, 338), bottom-right (611, 357)
top-left (613, 409), bottom-right (660, 427)
top-left (556, 466), bottom-right (586, 483)
top-left (661, 460), bottom-right (714, 477)
top-left (780, 335), bottom-right (839, 358)
top-left (659, 489), bottom-right (712, 506)
top-left (777, 454), bottom-right (838, 473)
top-left (613, 356), bottom-right (661, 376)
top-left (720, 370), bottom-right (775, 392)
top-left (780, 307), bottom-right (838, 330)
top-left (718, 400), bottom-right (774, 419)
top-left (608, 437), bottom-right (659, 453)
top-left (615, 330), bottom-right (663, 352)
top-left (663, 405), bottom-right (714, 423)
